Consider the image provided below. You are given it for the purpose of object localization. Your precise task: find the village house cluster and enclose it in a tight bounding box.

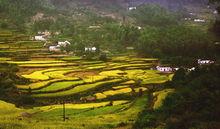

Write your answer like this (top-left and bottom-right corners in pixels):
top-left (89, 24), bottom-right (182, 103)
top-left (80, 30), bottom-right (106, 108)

top-left (156, 59), bottom-right (215, 73)
top-left (183, 12), bottom-right (209, 23)
top-left (32, 30), bottom-right (71, 52)
top-left (33, 30), bottom-right (60, 41)
top-left (85, 47), bottom-right (97, 52)
top-left (49, 41), bottom-right (71, 52)
top-left (34, 30), bottom-right (51, 41)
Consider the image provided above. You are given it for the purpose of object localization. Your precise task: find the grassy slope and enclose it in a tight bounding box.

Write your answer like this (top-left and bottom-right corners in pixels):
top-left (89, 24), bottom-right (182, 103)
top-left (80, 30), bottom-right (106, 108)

top-left (153, 89), bottom-right (175, 110)
top-left (0, 95), bottom-right (148, 129)
top-left (32, 79), bottom-right (123, 97)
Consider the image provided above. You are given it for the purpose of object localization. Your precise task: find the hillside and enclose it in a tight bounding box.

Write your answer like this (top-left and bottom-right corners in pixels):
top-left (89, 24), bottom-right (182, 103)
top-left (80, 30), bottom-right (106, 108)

top-left (0, 0), bottom-right (219, 129)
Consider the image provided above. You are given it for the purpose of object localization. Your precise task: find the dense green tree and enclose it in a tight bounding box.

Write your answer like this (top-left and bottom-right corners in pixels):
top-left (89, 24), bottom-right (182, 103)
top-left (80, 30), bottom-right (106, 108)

top-left (134, 65), bottom-right (220, 129)
top-left (136, 25), bottom-right (215, 63)
top-left (130, 4), bottom-right (179, 26)
top-left (0, 63), bottom-right (28, 101)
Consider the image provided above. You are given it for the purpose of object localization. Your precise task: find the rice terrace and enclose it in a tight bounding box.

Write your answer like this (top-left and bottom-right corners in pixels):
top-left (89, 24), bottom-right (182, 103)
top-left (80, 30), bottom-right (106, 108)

top-left (0, 0), bottom-right (220, 129)
top-left (0, 39), bottom-right (171, 128)
top-left (0, 29), bottom-right (174, 129)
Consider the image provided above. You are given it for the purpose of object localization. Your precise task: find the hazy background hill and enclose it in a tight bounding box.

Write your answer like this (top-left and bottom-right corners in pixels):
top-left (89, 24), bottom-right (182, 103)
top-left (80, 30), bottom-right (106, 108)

top-left (0, 0), bottom-right (214, 33)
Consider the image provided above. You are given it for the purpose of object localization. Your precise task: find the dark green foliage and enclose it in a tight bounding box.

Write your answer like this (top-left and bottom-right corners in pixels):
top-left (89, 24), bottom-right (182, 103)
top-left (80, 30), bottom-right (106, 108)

top-left (0, 20), bottom-right (9, 29)
top-left (130, 4), bottom-right (179, 26)
top-left (12, 54), bottom-right (30, 61)
top-left (136, 25), bottom-right (216, 64)
top-left (0, 63), bottom-right (29, 100)
top-left (99, 53), bottom-right (108, 61)
top-left (18, 95), bottom-right (35, 105)
top-left (32, 19), bottom-right (55, 32)
top-left (172, 68), bottom-right (186, 84)
top-left (133, 110), bottom-right (158, 129)
top-left (0, 0), bottom-right (46, 30)
top-left (137, 65), bottom-right (220, 129)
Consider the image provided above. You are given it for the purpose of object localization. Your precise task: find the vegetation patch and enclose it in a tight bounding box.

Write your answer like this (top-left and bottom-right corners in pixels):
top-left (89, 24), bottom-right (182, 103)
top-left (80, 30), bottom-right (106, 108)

top-left (0, 57), bottom-right (11, 61)
top-left (61, 56), bottom-right (82, 61)
top-left (95, 93), bottom-right (107, 99)
top-left (141, 75), bottom-right (170, 84)
top-left (121, 80), bottom-right (135, 85)
top-left (153, 89), bottom-right (175, 110)
top-left (21, 68), bottom-right (78, 80)
top-left (22, 69), bottom-right (51, 80)
top-left (99, 70), bottom-right (125, 77)
top-left (112, 85), bottom-right (129, 89)
top-left (44, 69), bottom-right (78, 79)
top-left (32, 79), bottom-right (123, 97)
top-left (83, 75), bottom-right (108, 83)
top-left (103, 88), bottom-right (132, 96)
top-left (125, 70), bottom-right (170, 84)
top-left (35, 100), bottom-right (128, 111)
top-left (18, 63), bottom-right (76, 68)
top-left (95, 88), bottom-right (133, 100)
top-left (84, 65), bottom-right (106, 70)
top-left (110, 64), bottom-right (152, 70)
top-left (33, 80), bottom-right (85, 93)
top-left (134, 87), bottom-right (148, 92)
top-left (7, 60), bottom-right (66, 64)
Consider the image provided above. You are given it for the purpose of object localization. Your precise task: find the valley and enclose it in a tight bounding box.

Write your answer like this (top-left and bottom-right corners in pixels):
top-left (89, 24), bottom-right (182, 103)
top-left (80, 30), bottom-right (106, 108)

top-left (0, 0), bottom-right (220, 129)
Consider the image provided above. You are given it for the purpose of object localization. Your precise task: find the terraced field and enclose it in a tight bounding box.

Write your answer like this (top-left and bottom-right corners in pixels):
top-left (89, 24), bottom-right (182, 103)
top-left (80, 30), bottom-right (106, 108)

top-left (0, 32), bottom-right (174, 128)
top-left (0, 96), bottom-right (147, 129)
top-left (1, 50), bottom-right (173, 100)
top-left (10, 56), bottom-right (172, 99)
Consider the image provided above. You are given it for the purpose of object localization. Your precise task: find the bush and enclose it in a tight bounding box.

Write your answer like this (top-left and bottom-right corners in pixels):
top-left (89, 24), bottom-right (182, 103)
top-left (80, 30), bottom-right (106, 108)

top-left (18, 95), bottom-right (35, 105)
top-left (12, 54), bottom-right (30, 61)
top-left (99, 53), bottom-right (108, 61)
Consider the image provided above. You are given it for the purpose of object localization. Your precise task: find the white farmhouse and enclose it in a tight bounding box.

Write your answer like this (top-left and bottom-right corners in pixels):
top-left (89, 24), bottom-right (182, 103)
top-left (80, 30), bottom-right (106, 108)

top-left (126, 47), bottom-right (134, 50)
top-left (88, 26), bottom-right (101, 29)
top-left (188, 67), bottom-right (196, 72)
top-left (194, 19), bottom-right (205, 23)
top-left (184, 18), bottom-right (192, 21)
top-left (58, 41), bottom-right (71, 47)
top-left (128, 7), bottom-right (136, 11)
top-left (48, 41), bottom-right (71, 52)
top-left (49, 46), bottom-right (61, 52)
top-left (198, 59), bottom-right (214, 65)
top-left (137, 26), bottom-right (142, 30)
top-left (156, 66), bottom-right (173, 73)
top-left (34, 35), bottom-right (46, 41)
top-left (214, 10), bottom-right (218, 14)
top-left (85, 47), bottom-right (97, 52)
top-left (173, 68), bottom-right (179, 71)
top-left (91, 47), bottom-right (97, 52)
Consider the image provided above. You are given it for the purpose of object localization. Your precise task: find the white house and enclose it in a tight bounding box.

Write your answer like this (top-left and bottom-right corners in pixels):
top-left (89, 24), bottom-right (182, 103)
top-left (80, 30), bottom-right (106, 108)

top-left (137, 26), bottom-right (142, 30)
top-left (48, 41), bottom-right (71, 52)
top-left (126, 47), bottom-right (134, 50)
top-left (128, 7), bottom-right (137, 11)
top-left (184, 18), bottom-right (192, 21)
top-left (156, 66), bottom-right (173, 73)
top-left (88, 26), bottom-right (101, 29)
top-left (188, 67), bottom-right (196, 72)
top-left (58, 41), bottom-right (71, 47)
top-left (85, 47), bottom-right (97, 52)
top-left (38, 30), bottom-right (51, 36)
top-left (91, 47), bottom-right (97, 52)
top-left (173, 68), bottom-right (179, 71)
top-left (189, 12), bottom-right (196, 16)
top-left (194, 19), bottom-right (205, 23)
top-left (214, 10), bottom-right (218, 14)
top-left (198, 59), bottom-right (214, 65)
top-left (49, 46), bottom-right (61, 52)
top-left (34, 35), bottom-right (46, 41)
